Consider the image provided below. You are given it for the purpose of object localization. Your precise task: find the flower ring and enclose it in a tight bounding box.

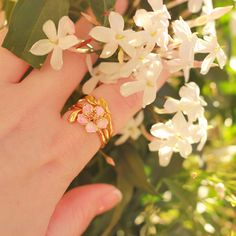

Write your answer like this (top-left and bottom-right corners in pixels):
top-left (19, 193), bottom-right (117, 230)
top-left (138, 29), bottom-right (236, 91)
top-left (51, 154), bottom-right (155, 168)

top-left (68, 95), bottom-right (113, 148)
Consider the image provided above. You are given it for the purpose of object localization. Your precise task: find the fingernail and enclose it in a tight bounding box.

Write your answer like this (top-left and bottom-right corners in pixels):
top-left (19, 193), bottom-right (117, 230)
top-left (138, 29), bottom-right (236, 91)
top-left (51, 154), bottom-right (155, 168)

top-left (98, 189), bottom-right (123, 214)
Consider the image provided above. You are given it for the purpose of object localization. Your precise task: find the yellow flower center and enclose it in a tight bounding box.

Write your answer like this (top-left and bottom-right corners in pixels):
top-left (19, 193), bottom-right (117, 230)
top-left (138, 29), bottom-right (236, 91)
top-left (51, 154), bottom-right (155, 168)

top-left (151, 31), bottom-right (157, 37)
top-left (116, 34), bottom-right (125, 40)
top-left (50, 38), bottom-right (59, 45)
top-left (146, 79), bottom-right (155, 88)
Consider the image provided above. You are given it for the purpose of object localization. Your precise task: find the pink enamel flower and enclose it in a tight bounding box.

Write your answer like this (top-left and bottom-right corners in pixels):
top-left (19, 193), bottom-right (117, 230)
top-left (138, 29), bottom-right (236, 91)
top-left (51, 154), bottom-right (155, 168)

top-left (77, 103), bottom-right (109, 133)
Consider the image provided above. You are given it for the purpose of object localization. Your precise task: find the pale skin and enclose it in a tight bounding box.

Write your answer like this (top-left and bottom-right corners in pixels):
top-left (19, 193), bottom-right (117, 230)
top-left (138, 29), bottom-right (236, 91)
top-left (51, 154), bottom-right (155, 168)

top-left (0, 1), bottom-right (168, 235)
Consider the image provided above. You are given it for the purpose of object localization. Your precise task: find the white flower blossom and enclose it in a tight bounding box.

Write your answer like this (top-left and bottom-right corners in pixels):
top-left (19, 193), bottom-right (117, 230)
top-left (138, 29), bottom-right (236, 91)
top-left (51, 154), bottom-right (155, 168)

top-left (149, 112), bottom-right (195, 166)
top-left (115, 111), bottom-right (144, 145)
top-left (163, 82), bottom-right (207, 122)
top-left (82, 56), bottom-right (125, 94)
top-left (89, 11), bottom-right (140, 58)
top-left (120, 54), bottom-right (163, 108)
top-left (196, 36), bottom-right (227, 75)
top-left (149, 82), bottom-right (208, 166)
top-left (134, 0), bottom-right (171, 50)
top-left (188, 0), bottom-right (204, 13)
top-left (30, 16), bottom-right (80, 70)
top-left (168, 18), bottom-right (198, 81)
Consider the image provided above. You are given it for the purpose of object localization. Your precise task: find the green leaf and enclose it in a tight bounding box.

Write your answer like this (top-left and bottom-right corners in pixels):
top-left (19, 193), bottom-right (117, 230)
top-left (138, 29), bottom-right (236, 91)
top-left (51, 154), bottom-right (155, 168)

top-left (119, 144), bottom-right (156, 195)
top-left (2, 0), bottom-right (17, 22)
top-left (2, 0), bottom-right (70, 68)
top-left (89, 0), bottom-right (116, 25)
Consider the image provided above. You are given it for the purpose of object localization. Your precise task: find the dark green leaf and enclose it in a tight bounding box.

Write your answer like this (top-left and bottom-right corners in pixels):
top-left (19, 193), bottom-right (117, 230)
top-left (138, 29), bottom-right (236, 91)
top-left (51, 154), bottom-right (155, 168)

top-left (2, 0), bottom-right (17, 22)
top-left (89, 0), bottom-right (116, 25)
top-left (118, 145), bottom-right (156, 195)
top-left (3, 0), bottom-right (69, 68)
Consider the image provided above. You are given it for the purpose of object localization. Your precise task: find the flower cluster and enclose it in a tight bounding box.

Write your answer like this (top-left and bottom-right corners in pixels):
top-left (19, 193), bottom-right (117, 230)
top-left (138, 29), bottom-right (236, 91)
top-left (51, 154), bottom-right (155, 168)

top-left (149, 82), bottom-right (207, 166)
top-left (30, 0), bottom-right (232, 166)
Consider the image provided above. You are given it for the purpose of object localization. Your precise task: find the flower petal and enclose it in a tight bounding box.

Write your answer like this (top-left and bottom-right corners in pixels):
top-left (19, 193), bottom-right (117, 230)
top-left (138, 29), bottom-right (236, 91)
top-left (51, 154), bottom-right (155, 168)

top-left (209, 6), bottom-right (233, 22)
top-left (150, 123), bottom-right (172, 139)
top-left (148, 0), bottom-right (163, 11)
top-left (89, 26), bottom-right (115, 43)
top-left (188, 0), bottom-right (203, 13)
top-left (159, 146), bottom-right (173, 167)
top-left (120, 80), bottom-right (144, 97)
top-left (82, 77), bottom-right (99, 94)
top-left (143, 85), bottom-right (156, 107)
top-left (99, 62), bottom-right (122, 75)
top-left (30, 39), bottom-right (54, 56)
top-left (133, 9), bottom-right (150, 28)
top-left (177, 139), bottom-right (192, 158)
top-left (109, 11), bottom-right (124, 32)
top-left (149, 140), bottom-right (162, 152)
top-left (200, 53), bottom-right (215, 75)
top-left (83, 104), bottom-right (93, 115)
top-left (172, 112), bottom-right (189, 136)
top-left (50, 47), bottom-right (63, 70)
top-left (164, 98), bottom-right (179, 113)
top-left (97, 118), bottom-right (108, 129)
top-left (58, 16), bottom-right (75, 38)
top-left (86, 122), bottom-right (97, 133)
top-left (77, 114), bottom-right (89, 125)
top-left (43, 20), bottom-right (57, 41)
top-left (119, 40), bottom-right (136, 58)
top-left (216, 48), bottom-right (227, 69)
top-left (95, 106), bottom-right (105, 117)
top-left (59, 35), bottom-right (79, 50)
top-left (100, 42), bottom-right (118, 58)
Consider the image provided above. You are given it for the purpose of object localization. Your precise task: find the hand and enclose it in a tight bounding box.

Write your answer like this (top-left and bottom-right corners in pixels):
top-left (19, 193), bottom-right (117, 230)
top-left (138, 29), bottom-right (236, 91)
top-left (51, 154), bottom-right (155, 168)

top-left (0, 1), bottom-right (168, 235)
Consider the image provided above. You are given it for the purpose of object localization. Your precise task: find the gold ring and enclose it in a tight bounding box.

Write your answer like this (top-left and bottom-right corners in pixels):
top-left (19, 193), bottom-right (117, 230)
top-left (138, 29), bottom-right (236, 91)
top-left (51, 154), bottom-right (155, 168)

top-left (68, 95), bottom-right (113, 148)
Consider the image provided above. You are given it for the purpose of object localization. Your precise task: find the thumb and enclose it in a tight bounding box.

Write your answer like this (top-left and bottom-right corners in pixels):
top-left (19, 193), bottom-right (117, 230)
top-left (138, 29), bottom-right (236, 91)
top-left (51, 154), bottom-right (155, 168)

top-left (46, 184), bottom-right (122, 236)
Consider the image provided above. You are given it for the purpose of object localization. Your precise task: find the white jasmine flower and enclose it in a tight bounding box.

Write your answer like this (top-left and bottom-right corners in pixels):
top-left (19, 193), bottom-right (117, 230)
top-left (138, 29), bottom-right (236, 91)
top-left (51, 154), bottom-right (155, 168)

top-left (196, 36), bottom-right (227, 74)
top-left (189, 6), bottom-right (233, 28)
top-left (172, 17), bottom-right (195, 42)
top-left (202, 0), bottom-right (216, 36)
top-left (168, 18), bottom-right (198, 81)
top-left (163, 82), bottom-right (207, 122)
top-left (134, 0), bottom-right (170, 50)
top-left (148, 0), bottom-right (171, 23)
top-left (118, 46), bottom-right (154, 77)
top-left (30, 16), bottom-right (80, 70)
top-left (82, 56), bottom-right (107, 94)
top-left (120, 54), bottom-right (163, 108)
top-left (149, 112), bottom-right (194, 166)
top-left (188, 0), bottom-right (204, 13)
top-left (115, 111), bottom-right (144, 145)
top-left (167, 39), bottom-right (196, 82)
top-left (83, 56), bottom-right (125, 94)
top-left (89, 11), bottom-right (138, 58)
